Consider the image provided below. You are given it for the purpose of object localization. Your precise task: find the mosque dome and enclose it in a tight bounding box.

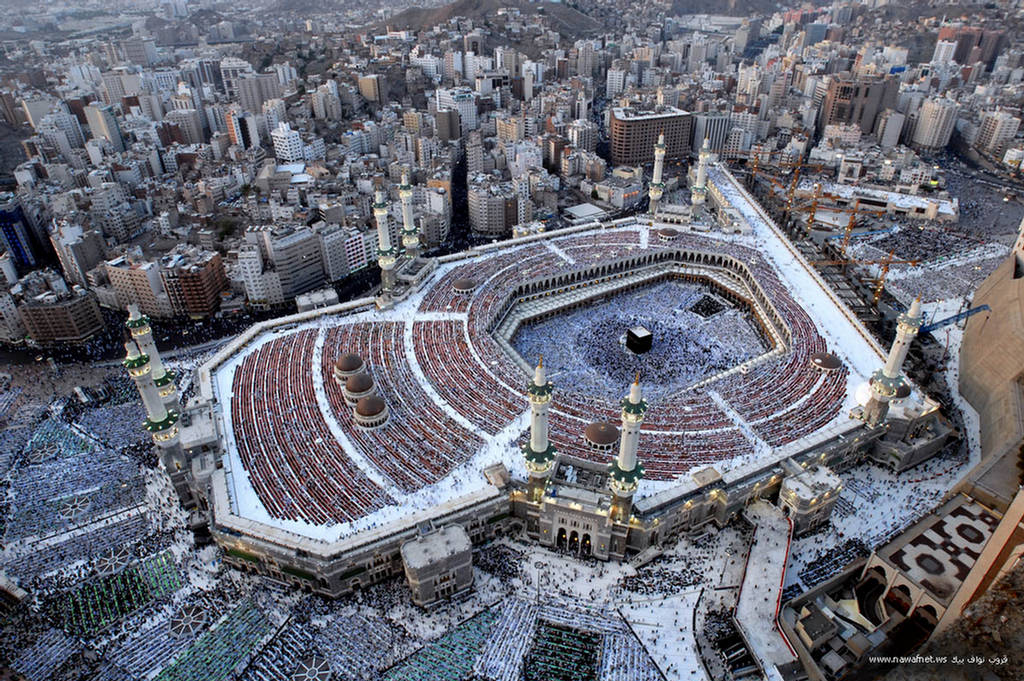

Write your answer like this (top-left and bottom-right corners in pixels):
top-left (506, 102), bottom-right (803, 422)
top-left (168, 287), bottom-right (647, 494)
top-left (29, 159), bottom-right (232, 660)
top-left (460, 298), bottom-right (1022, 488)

top-left (355, 396), bottom-right (387, 417)
top-left (810, 352), bottom-right (843, 371)
top-left (453, 278), bottom-right (477, 293)
top-left (335, 354), bottom-right (364, 373)
top-left (585, 421), bottom-right (620, 447)
top-left (345, 372), bottom-right (374, 394)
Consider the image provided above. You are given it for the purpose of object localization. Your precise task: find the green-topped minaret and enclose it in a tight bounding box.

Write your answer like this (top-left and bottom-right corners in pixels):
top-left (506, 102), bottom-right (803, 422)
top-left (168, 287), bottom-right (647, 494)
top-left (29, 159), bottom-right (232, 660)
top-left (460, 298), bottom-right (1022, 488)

top-left (373, 185), bottom-right (401, 295)
top-left (123, 337), bottom-right (183, 467)
top-left (126, 303), bottom-right (177, 409)
top-left (609, 373), bottom-right (646, 516)
top-left (521, 356), bottom-right (556, 500)
top-left (398, 170), bottom-right (421, 259)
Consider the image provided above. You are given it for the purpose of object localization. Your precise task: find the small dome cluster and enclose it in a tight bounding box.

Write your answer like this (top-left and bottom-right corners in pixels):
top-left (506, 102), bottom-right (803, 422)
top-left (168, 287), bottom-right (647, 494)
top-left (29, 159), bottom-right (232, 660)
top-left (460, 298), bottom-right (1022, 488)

top-left (333, 354), bottom-right (389, 430)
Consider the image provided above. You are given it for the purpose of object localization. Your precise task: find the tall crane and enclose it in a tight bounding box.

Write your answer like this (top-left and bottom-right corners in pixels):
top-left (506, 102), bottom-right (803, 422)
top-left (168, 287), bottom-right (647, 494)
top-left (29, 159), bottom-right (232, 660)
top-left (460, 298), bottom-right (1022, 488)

top-left (825, 224), bottom-right (898, 259)
top-left (810, 250), bottom-right (921, 304)
top-left (920, 305), bottom-right (991, 334)
top-left (745, 158), bottom-right (825, 222)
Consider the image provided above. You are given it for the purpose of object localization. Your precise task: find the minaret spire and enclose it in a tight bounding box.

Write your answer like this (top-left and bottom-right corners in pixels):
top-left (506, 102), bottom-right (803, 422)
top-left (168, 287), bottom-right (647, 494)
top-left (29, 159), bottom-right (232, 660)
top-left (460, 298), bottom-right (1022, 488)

top-left (648, 132), bottom-right (666, 216)
top-left (860, 297), bottom-right (923, 426)
top-left (126, 304), bottom-right (178, 409)
top-left (691, 137), bottom-right (711, 206)
top-left (123, 321), bottom-right (190, 503)
top-left (373, 184), bottom-right (400, 295)
top-left (522, 356), bottom-right (556, 501)
top-left (398, 169), bottom-right (420, 259)
top-left (609, 376), bottom-right (646, 507)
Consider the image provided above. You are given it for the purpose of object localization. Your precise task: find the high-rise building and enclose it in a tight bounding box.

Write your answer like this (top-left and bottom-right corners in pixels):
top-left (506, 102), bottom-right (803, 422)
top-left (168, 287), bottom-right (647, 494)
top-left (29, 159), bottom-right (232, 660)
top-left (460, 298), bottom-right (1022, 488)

top-left (691, 112), bottom-right (731, 156)
top-left (37, 110), bottom-right (85, 148)
top-left (247, 226), bottom-right (324, 300)
top-left (219, 57), bottom-right (253, 99)
top-left (225, 108), bottom-right (260, 149)
top-left (468, 177), bottom-right (519, 237)
top-left (14, 271), bottom-right (103, 344)
top-left (357, 74), bottom-right (388, 104)
top-left (105, 253), bottom-right (174, 318)
top-left (875, 109), bottom-right (905, 150)
top-left (0, 283), bottom-right (25, 343)
top-left (235, 243), bottom-right (283, 307)
top-left (84, 104), bottom-right (125, 152)
top-left (311, 85), bottom-right (341, 121)
top-left (609, 106), bottom-right (693, 166)
top-left (976, 110), bottom-right (1020, 156)
top-left (270, 122), bottom-right (304, 162)
top-left (435, 87), bottom-right (477, 134)
top-left (272, 62), bottom-right (298, 87)
top-left (160, 246), bottom-right (227, 317)
top-left (494, 114), bottom-right (522, 144)
top-left (606, 68), bottom-right (627, 97)
top-left (911, 97), bottom-right (959, 150)
top-left (932, 40), bottom-right (957, 65)
top-left (237, 73), bottom-right (281, 115)
top-left (315, 222), bottom-right (367, 282)
top-left (263, 98), bottom-right (288, 131)
top-left (817, 73), bottom-right (898, 136)
top-left (435, 108), bottom-right (461, 141)
top-left (0, 196), bottom-right (38, 270)
top-left (164, 109), bottom-right (204, 145)
top-left (121, 38), bottom-right (158, 66)
top-left (567, 119), bottom-right (598, 152)
top-left (50, 220), bottom-right (106, 287)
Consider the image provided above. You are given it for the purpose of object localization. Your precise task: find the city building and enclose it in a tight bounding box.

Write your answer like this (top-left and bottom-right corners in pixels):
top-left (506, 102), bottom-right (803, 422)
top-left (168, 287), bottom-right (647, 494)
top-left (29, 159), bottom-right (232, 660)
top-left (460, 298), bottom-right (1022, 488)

top-left (911, 97), bottom-right (959, 150)
top-left (609, 106), bottom-right (692, 166)
top-left (11, 270), bottom-right (103, 344)
top-left (160, 246), bottom-right (227, 318)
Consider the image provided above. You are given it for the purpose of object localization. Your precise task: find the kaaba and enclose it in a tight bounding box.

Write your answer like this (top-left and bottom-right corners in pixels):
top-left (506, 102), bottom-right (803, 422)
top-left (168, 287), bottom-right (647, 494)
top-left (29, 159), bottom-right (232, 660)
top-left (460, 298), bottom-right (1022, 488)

top-left (626, 326), bottom-right (652, 354)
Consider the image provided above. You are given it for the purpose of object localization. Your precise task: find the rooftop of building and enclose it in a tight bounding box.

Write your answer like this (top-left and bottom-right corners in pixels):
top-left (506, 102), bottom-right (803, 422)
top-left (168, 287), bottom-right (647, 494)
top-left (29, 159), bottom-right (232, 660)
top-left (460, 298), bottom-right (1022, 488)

top-left (399, 524), bottom-right (471, 570)
top-left (782, 464), bottom-right (842, 499)
top-left (611, 105), bottom-right (688, 121)
top-left (876, 495), bottom-right (1001, 604)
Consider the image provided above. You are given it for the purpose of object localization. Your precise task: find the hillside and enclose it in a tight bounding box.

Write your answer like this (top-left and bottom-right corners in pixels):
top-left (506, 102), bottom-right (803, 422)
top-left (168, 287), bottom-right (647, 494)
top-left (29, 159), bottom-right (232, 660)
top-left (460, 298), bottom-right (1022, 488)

top-left (378, 0), bottom-right (602, 38)
top-left (672, 0), bottom-right (787, 16)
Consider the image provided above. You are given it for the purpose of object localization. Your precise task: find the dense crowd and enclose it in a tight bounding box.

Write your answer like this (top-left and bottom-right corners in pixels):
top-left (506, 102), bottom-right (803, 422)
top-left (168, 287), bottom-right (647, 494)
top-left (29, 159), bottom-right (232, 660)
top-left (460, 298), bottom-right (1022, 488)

top-left (514, 280), bottom-right (768, 401)
top-left (619, 565), bottom-right (704, 595)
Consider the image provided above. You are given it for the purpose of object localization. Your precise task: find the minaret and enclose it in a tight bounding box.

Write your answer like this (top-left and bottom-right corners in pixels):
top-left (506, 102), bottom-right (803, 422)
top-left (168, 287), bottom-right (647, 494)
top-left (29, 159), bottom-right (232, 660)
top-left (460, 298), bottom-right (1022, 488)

top-left (123, 336), bottom-right (190, 501)
top-left (398, 170), bottom-right (421, 259)
top-left (521, 357), bottom-right (556, 501)
top-left (125, 304), bottom-right (177, 410)
top-left (691, 137), bottom-right (711, 206)
top-left (861, 298), bottom-right (924, 426)
top-left (648, 133), bottom-right (666, 216)
top-left (609, 374), bottom-right (646, 519)
top-left (373, 186), bottom-right (400, 294)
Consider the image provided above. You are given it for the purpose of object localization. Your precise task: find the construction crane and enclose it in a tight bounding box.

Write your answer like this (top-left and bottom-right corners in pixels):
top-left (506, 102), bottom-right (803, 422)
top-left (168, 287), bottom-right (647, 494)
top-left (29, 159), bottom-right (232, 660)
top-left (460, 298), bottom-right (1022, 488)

top-left (792, 194), bottom-right (886, 239)
top-left (823, 226), bottom-right (898, 241)
top-left (809, 254), bottom-right (920, 268)
top-left (919, 305), bottom-right (991, 334)
top-left (694, 145), bottom-right (827, 226)
top-left (871, 251), bottom-right (920, 305)
top-left (810, 250), bottom-right (921, 304)
top-left (827, 206), bottom-right (890, 255)
top-left (746, 159), bottom-right (826, 222)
